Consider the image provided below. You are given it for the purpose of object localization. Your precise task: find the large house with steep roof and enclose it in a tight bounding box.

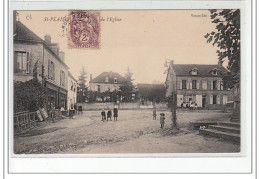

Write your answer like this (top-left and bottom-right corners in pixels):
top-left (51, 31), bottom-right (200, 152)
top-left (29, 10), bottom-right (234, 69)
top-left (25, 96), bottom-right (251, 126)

top-left (165, 61), bottom-right (233, 110)
top-left (89, 71), bottom-right (126, 93)
top-left (13, 17), bottom-right (71, 110)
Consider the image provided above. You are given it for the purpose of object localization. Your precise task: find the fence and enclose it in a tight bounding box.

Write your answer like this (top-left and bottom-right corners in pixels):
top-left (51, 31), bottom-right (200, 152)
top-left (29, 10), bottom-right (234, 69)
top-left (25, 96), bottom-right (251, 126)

top-left (13, 111), bottom-right (38, 134)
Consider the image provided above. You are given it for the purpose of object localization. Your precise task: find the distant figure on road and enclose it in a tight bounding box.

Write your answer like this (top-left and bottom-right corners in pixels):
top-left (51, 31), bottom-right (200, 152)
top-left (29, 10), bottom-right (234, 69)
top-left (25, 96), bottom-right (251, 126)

top-left (107, 108), bottom-right (112, 121)
top-left (50, 102), bottom-right (56, 123)
top-left (113, 107), bottom-right (118, 121)
top-left (69, 104), bottom-right (74, 119)
top-left (153, 109), bottom-right (157, 120)
top-left (74, 104), bottom-right (77, 114)
top-left (78, 105), bottom-right (83, 115)
top-left (160, 113), bottom-right (165, 128)
top-left (101, 109), bottom-right (106, 122)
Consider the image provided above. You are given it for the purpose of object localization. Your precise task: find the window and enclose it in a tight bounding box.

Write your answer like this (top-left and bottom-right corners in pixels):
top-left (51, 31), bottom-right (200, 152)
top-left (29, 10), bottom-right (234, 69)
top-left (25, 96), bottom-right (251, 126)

top-left (212, 69), bottom-right (218, 75)
top-left (191, 68), bottom-right (198, 75)
top-left (114, 78), bottom-right (117, 83)
top-left (213, 95), bottom-right (217, 104)
top-left (202, 80), bottom-right (207, 90)
top-left (182, 80), bottom-right (187, 89)
top-left (192, 80), bottom-right (197, 89)
top-left (14, 51), bottom-right (29, 73)
top-left (213, 80), bottom-right (217, 90)
top-left (97, 85), bottom-right (101, 92)
top-left (60, 70), bottom-right (65, 86)
top-left (48, 60), bottom-right (55, 80)
top-left (105, 77), bottom-right (109, 82)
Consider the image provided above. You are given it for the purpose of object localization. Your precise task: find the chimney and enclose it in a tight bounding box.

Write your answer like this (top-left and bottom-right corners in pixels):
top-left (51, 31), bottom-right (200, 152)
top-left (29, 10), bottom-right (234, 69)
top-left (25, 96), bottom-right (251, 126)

top-left (13, 11), bottom-right (17, 35)
top-left (90, 74), bottom-right (93, 81)
top-left (59, 51), bottom-right (65, 62)
top-left (218, 60), bottom-right (223, 66)
top-left (44, 35), bottom-right (51, 45)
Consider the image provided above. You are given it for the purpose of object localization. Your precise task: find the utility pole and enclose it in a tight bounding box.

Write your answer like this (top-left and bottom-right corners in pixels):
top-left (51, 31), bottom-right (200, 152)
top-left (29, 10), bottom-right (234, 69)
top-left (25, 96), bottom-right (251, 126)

top-left (169, 60), bottom-right (178, 129)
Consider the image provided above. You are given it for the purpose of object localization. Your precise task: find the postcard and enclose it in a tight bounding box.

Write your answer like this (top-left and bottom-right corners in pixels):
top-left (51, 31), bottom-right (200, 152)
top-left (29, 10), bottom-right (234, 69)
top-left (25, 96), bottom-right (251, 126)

top-left (6, 0), bottom-right (254, 175)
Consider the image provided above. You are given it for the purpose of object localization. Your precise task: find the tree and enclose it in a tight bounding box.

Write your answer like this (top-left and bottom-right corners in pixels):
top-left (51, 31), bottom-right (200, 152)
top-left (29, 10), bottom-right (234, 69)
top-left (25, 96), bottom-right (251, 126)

top-left (14, 80), bottom-right (45, 113)
top-left (77, 67), bottom-right (88, 103)
top-left (119, 67), bottom-right (135, 102)
top-left (205, 9), bottom-right (240, 88)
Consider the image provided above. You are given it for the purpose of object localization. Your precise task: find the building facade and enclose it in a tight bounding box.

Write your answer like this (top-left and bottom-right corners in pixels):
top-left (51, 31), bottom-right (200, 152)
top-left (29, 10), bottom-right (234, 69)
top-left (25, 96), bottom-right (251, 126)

top-left (14, 20), bottom-right (69, 110)
top-left (165, 61), bottom-right (233, 110)
top-left (89, 71), bottom-right (125, 93)
top-left (67, 72), bottom-right (77, 110)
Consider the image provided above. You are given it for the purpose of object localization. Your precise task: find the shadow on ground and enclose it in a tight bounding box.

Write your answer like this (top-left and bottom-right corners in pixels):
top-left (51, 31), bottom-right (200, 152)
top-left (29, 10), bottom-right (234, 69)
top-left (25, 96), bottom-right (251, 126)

top-left (16, 127), bottom-right (67, 137)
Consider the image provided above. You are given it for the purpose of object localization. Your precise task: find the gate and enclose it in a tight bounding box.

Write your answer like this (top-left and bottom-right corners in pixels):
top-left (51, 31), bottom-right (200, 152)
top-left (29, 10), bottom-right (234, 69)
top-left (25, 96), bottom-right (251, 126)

top-left (13, 111), bottom-right (38, 134)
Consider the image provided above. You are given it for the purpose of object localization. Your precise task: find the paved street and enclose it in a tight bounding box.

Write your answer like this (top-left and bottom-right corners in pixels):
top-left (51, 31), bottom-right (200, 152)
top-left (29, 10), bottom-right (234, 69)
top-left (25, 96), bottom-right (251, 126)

top-left (14, 110), bottom-right (240, 154)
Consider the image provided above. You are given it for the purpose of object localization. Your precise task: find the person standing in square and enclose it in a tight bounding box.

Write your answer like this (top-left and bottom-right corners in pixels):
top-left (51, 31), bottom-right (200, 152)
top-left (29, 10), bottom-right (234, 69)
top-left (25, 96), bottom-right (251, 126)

top-left (160, 113), bottom-right (165, 128)
top-left (107, 108), bottom-right (112, 121)
top-left (113, 107), bottom-right (118, 121)
top-left (101, 109), bottom-right (106, 122)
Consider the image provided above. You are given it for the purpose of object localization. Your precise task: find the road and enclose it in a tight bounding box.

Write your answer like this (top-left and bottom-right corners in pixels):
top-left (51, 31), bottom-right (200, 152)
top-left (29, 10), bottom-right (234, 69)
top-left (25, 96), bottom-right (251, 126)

top-left (14, 109), bottom-right (240, 154)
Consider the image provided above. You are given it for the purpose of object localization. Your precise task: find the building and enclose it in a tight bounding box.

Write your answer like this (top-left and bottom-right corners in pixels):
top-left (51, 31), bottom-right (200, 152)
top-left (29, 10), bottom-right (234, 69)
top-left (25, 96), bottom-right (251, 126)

top-left (67, 72), bottom-right (77, 109)
top-left (165, 61), bottom-right (233, 109)
top-left (89, 71), bottom-right (125, 92)
top-left (137, 83), bottom-right (166, 105)
top-left (13, 18), bottom-right (69, 110)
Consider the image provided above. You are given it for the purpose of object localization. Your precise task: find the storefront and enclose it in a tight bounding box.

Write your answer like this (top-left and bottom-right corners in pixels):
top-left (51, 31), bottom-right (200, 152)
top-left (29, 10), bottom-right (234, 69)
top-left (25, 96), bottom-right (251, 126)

top-left (45, 80), bottom-right (67, 111)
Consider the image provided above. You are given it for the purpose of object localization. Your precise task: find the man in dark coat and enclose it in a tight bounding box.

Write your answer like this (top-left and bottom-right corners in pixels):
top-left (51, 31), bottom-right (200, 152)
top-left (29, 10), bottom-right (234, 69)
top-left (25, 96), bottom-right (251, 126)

top-left (101, 109), bottom-right (106, 122)
top-left (113, 107), bottom-right (118, 121)
top-left (107, 108), bottom-right (112, 121)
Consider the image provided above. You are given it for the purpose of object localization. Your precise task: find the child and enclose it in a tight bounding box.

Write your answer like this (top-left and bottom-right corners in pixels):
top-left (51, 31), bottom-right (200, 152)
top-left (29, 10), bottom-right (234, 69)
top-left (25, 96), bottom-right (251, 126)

top-left (101, 109), bottom-right (106, 122)
top-left (113, 107), bottom-right (118, 121)
top-left (153, 109), bottom-right (157, 120)
top-left (107, 108), bottom-right (112, 121)
top-left (160, 113), bottom-right (165, 128)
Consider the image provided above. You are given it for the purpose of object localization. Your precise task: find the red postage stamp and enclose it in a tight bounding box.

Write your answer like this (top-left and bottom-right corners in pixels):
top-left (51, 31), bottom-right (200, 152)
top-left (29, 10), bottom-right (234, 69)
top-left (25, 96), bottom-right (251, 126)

top-left (68, 11), bottom-right (100, 49)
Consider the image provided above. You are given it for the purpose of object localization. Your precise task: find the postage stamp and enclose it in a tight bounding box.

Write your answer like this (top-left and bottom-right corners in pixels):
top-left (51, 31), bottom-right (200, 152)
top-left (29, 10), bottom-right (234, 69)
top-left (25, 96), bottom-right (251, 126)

top-left (68, 11), bottom-right (100, 49)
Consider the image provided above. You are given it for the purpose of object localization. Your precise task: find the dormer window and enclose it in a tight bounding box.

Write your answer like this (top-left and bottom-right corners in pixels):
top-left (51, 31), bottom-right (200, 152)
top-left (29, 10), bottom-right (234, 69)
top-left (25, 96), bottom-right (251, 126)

top-left (191, 68), bottom-right (198, 75)
top-left (105, 77), bottom-right (109, 82)
top-left (114, 78), bottom-right (117, 83)
top-left (212, 68), bottom-right (218, 75)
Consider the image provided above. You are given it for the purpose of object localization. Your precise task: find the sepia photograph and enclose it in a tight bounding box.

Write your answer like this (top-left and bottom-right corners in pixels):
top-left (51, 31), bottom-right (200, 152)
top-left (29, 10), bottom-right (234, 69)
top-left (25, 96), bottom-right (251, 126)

top-left (12, 9), bottom-right (241, 155)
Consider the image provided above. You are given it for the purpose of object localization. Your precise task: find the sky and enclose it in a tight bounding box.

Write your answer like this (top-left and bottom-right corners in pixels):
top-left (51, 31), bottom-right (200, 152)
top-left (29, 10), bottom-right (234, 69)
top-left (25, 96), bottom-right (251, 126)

top-left (17, 10), bottom-right (221, 85)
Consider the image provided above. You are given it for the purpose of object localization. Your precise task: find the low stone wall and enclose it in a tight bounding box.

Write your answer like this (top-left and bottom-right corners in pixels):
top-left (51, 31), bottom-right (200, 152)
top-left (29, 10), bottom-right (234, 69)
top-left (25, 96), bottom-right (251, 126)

top-left (78, 102), bottom-right (167, 111)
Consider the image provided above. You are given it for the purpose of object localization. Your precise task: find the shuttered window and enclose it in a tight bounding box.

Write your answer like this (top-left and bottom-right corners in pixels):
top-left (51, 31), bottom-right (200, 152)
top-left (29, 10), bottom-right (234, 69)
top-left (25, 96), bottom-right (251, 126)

top-left (192, 80), bottom-right (197, 89)
top-left (182, 80), bottom-right (186, 89)
top-left (14, 51), bottom-right (29, 73)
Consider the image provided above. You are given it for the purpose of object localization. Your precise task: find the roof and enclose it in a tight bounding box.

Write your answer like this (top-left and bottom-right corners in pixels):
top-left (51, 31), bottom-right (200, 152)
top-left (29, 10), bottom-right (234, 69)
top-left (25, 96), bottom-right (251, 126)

top-left (137, 83), bottom-right (165, 96)
top-left (14, 21), bottom-right (69, 69)
top-left (170, 64), bottom-right (228, 76)
top-left (89, 72), bottom-right (125, 84)
top-left (68, 71), bottom-right (77, 82)
top-left (14, 21), bottom-right (44, 42)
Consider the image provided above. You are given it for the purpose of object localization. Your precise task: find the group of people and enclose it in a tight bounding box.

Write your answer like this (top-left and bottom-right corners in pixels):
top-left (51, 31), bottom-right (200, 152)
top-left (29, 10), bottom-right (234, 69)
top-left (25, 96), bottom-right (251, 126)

top-left (101, 107), bottom-right (118, 121)
top-left (181, 101), bottom-right (198, 110)
top-left (69, 104), bottom-right (83, 119)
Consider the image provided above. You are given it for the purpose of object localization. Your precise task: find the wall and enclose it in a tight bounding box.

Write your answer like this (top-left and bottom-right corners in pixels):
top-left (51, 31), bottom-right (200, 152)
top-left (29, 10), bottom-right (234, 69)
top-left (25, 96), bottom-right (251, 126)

top-left (13, 42), bottom-right (43, 82)
top-left (175, 76), bottom-right (233, 109)
top-left (78, 102), bottom-right (167, 110)
top-left (43, 45), bottom-right (68, 91)
top-left (13, 42), bottom-right (69, 92)
top-left (89, 82), bottom-right (121, 92)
